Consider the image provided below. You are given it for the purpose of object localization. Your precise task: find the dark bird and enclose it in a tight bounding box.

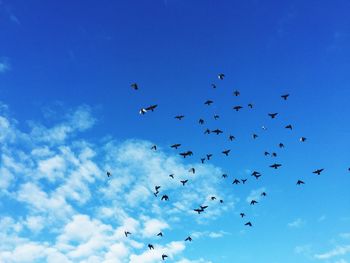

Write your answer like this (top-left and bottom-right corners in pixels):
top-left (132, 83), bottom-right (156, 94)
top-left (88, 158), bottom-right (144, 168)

top-left (251, 171), bottom-right (261, 177)
top-left (211, 83), bottom-right (217, 89)
top-left (171, 143), bottom-right (181, 149)
top-left (248, 103), bottom-right (253, 108)
top-left (252, 134), bottom-right (258, 139)
top-left (233, 105), bottom-right (243, 111)
top-left (200, 205), bottom-right (208, 210)
top-left (161, 195), bottom-right (169, 201)
top-left (222, 174), bottom-right (228, 178)
top-left (218, 73), bottom-right (225, 80)
top-left (155, 186), bottom-right (161, 191)
top-left (281, 94), bottom-right (290, 100)
top-left (250, 200), bottom-right (258, 205)
top-left (106, 171), bottom-right (112, 177)
top-left (185, 236), bottom-right (192, 242)
top-left (139, 108), bottom-right (147, 115)
top-left (194, 208), bottom-right (204, 214)
top-left (162, 254), bottom-right (168, 260)
top-left (199, 119), bottom-right (205, 125)
top-left (241, 179), bottom-right (247, 184)
top-left (279, 143), bottom-right (285, 148)
top-left (148, 244), bottom-right (154, 250)
top-left (124, 231), bottom-right (131, 237)
top-left (232, 179), bottom-right (240, 185)
top-left (151, 145), bottom-right (157, 150)
top-left (285, 124), bottom-right (293, 130)
top-left (154, 191), bottom-right (159, 197)
top-left (200, 158), bottom-right (205, 164)
top-left (213, 114), bottom-right (220, 120)
top-left (261, 192), bottom-right (267, 196)
top-left (264, 151), bottom-right (270, 156)
top-left (131, 83), bottom-right (138, 90)
top-left (210, 196), bottom-right (216, 200)
top-left (296, 180), bottom-right (305, 185)
top-left (169, 174), bottom-right (174, 179)
top-left (245, 222), bottom-right (252, 227)
top-left (212, 129), bottom-right (223, 135)
top-left (253, 174), bottom-right (261, 179)
top-left (204, 128), bottom-right (211, 134)
top-left (229, 135), bottom-right (235, 141)
top-left (189, 168), bottom-right (195, 174)
top-left (175, 115), bottom-right (185, 120)
top-left (272, 152), bottom-right (277, 157)
top-left (204, 100), bottom-right (214, 106)
top-left (180, 180), bottom-right (188, 186)
top-left (270, 163), bottom-right (282, 169)
top-left (157, 232), bottom-right (163, 237)
top-left (180, 151), bottom-right (193, 158)
top-left (300, 137), bottom-right (307, 142)
top-left (222, 149), bottom-right (231, 156)
top-left (233, 90), bottom-right (240, 96)
top-left (146, 105), bottom-right (158, 112)
top-left (240, 213), bottom-right (246, 218)
top-left (219, 199), bottom-right (224, 203)
top-left (268, 113), bottom-right (278, 119)
top-left (313, 169), bottom-right (324, 175)
top-left (206, 153), bottom-right (213, 160)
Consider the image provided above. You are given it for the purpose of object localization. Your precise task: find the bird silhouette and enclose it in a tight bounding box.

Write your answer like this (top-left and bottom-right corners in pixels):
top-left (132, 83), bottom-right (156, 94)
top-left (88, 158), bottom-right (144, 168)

top-left (233, 90), bottom-right (240, 96)
top-left (148, 244), bottom-right (154, 250)
top-left (213, 114), bottom-right (220, 120)
top-left (146, 105), bottom-right (158, 112)
top-left (218, 73), bottom-right (225, 80)
top-left (155, 186), bottom-right (161, 191)
top-left (229, 135), bottom-right (235, 141)
top-left (169, 174), bottom-right (174, 179)
top-left (157, 232), bottom-right (163, 237)
top-left (199, 119), bottom-right (205, 125)
top-left (180, 180), bottom-right (188, 186)
top-left (279, 143), bottom-right (285, 148)
top-left (175, 115), bottom-right (185, 120)
top-left (248, 103), bottom-right (253, 108)
top-left (180, 151), bottom-right (193, 158)
top-left (106, 171), bottom-right (112, 177)
top-left (212, 129), bottom-right (223, 135)
top-left (189, 168), bottom-right (195, 174)
top-left (222, 174), bottom-right (228, 178)
top-left (171, 143), bottom-right (181, 149)
top-left (270, 163), bottom-right (282, 169)
top-left (131, 83), bottom-right (138, 90)
top-left (313, 169), bottom-right (324, 175)
top-left (296, 180), bottom-right (305, 185)
top-left (124, 231), bottom-right (131, 237)
top-left (200, 158), bottom-right (206, 164)
top-left (233, 105), bottom-right (243, 111)
top-left (268, 113), bottom-right (278, 119)
top-left (240, 213), bottom-right (246, 218)
top-left (222, 149), bottom-right (231, 156)
top-left (261, 192), bottom-right (267, 196)
top-left (241, 179), bottom-right (247, 184)
top-left (281, 94), bottom-right (290, 100)
top-left (211, 84), bottom-right (217, 89)
top-left (264, 151), bottom-right (270, 156)
top-left (206, 153), bottom-right (213, 160)
top-left (161, 195), bottom-right (169, 201)
top-left (252, 134), bottom-right (258, 139)
top-left (151, 145), bottom-right (157, 150)
top-left (300, 137), bottom-right (307, 142)
top-left (210, 196), bottom-right (216, 200)
top-left (185, 236), bottom-right (192, 242)
top-left (232, 179), bottom-right (240, 184)
top-left (162, 254), bottom-right (168, 260)
top-left (204, 100), bottom-right (214, 106)
top-left (245, 222), bottom-right (252, 227)
top-left (250, 200), bottom-right (258, 205)
top-left (204, 128), bottom-right (211, 134)
top-left (285, 124), bottom-right (293, 130)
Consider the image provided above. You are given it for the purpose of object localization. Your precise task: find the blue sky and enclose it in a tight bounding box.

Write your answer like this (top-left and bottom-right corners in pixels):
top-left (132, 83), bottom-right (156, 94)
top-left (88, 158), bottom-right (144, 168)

top-left (1, 0), bottom-right (350, 262)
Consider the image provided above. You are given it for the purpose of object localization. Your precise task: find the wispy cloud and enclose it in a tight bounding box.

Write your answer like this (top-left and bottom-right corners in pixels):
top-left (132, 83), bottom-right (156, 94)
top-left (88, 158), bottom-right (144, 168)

top-left (288, 218), bottom-right (305, 228)
top-left (314, 245), bottom-right (350, 260)
top-left (0, 57), bottom-right (10, 73)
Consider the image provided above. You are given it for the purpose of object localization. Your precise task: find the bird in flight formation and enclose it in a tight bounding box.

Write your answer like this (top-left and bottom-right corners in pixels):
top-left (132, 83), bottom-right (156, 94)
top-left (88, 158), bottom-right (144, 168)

top-left (124, 73), bottom-right (337, 260)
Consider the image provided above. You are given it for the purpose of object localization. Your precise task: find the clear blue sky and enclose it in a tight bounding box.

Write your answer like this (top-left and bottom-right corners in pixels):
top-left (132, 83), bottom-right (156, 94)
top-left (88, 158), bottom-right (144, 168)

top-left (0, 0), bottom-right (350, 262)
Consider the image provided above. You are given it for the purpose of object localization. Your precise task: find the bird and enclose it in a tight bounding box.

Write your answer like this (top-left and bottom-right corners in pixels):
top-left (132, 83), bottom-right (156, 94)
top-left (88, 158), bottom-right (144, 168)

top-left (222, 149), bottom-right (231, 156)
top-left (162, 254), bottom-right (168, 260)
top-left (240, 213), bottom-right (246, 218)
top-left (146, 105), bottom-right (158, 112)
top-left (222, 174), bottom-right (228, 178)
top-left (169, 174), bottom-right (174, 179)
top-left (185, 236), bottom-right (192, 242)
top-left (261, 192), bottom-right (267, 196)
top-left (199, 119), bottom-right (205, 125)
top-left (252, 133), bottom-right (258, 139)
top-left (285, 124), bottom-right (293, 130)
top-left (175, 115), bottom-right (185, 120)
top-left (211, 196), bottom-right (216, 200)
top-left (131, 83), bottom-right (138, 90)
top-left (213, 114), bottom-right (220, 120)
top-left (161, 195), bottom-right (169, 201)
top-left (154, 191), bottom-right (159, 197)
top-left (270, 163), bottom-right (282, 169)
top-left (218, 73), bottom-right (225, 80)
top-left (262, 125), bottom-right (267, 130)
top-left (200, 205), bottom-right (208, 210)
top-left (233, 105), bottom-right (243, 111)
top-left (211, 83), bottom-right (217, 89)
top-left (148, 244), bottom-right (154, 250)
top-left (124, 231), bottom-right (131, 237)
top-left (151, 145), bottom-right (157, 150)
top-left (264, 151), bottom-right (270, 156)
top-left (281, 94), bottom-right (290, 100)
top-left (139, 108), bottom-right (147, 114)
top-left (272, 152), bottom-right (277, 157)
top-left (171, 143), bottom-right (181, 149)
top-left (296, 180), bottom-right (305, 185)
top-left (180, 151), bottom-right (193, 158)
top-left (300, 137), bottom-right (307, 142)
top-left (251, 171), bottom-right (261, 177)
top-left (106, 171), bottom-right (112, 177)
top-left (229, 135), bottom-right (235, 141)
top-left (200, 158), bottom-right (205, 164)
top-left (248, 103), bottom-right (253, 108)
top-left (180, 179), bottom-right (188, 186)
top-left (268, 113), bottom-right (278, 119)
top-left (245, 222), bottom-right (252, 227)
top-left (206, 153), bottom-right (213, 160)
top-left (250, 200), bottom-right (258, 205)
top-left (204, 128), bottom-right (211, 134)
top-left (233, 90), bottom-right (240, 96)
top-left (155, 185), bottom-right (161, 191)
top-left (232, 179), bottom-right (240, 184)
top-left (204, 100), bottom-right (214, 106)
top-left (313, 169), bottom-right (324, 175)
top-left (194, 208), bottom-right (204, 214)
top-left (219, 199), bottom-right (224, 203)
top-left (189, 168), bottom-right (195, 174)
top-left (212, 129), bottom-right (223, 135)
top-left (241, 179), bottom-right (247, 184)
top-left (279, 143), bottom-right (285, 148)
top-left (157, 232), bottom-right (163, 237)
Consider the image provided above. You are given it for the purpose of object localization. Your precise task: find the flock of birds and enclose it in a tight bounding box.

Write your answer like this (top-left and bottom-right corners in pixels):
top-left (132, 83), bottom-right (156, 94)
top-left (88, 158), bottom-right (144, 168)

top-left (106, 74), bottom-right (348, 261)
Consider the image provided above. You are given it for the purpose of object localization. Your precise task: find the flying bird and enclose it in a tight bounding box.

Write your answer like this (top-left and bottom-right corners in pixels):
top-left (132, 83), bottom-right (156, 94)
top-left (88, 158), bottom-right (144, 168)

top-left (162, 254), bottom-right (168, 260)
top-left (281, 94), bottom-right (290, 100)
top-left (233, 105), bottom-right (243, 111)
top-left (233, 90), bottom-right (240, 96)
top-left (222, 174), bottom-right (228, 178)
top-left (124, 231), bottom-right (131, 237)
top-left (300, 137), bottom-right (307, 142)
top-left (268, 113), bottom-right (278, 119)
top-left (185, 236), bottom-right (192, 242)
top-left (199, 119), bottom-right (205, 125)
top-left (213, 114), bottom-right (220, 120)
top-left (250, 200), bottom-right (258, 205)
top-left (229, 135), bottom-right (235, 141)
top-left (245, 222), bottom-right (252, 227)
top-left (161, 195), bottom-right (169, 201)
top-left (285, 124), bottom-right (293, 130)
top-left (157, 232), bottom-right (163, 237)
top-left (204, 100), bottom-right (214, 105)
top-left (270, 163), bottom-right (282, 169)
top-left (151, 145), bottom-right (157, 150)
top-left (240, 213), bottom-right (246, 218)
top-left (296, 180), bottom-right (305, 185)
top-left (218, 73), bottom-right (225, 80)
top-left (211, 196), bottom-right (216, 200)
top-left (313, 169), bottom-right (324, 175)
top-left (180, 179), bottom-right (188, 186)
top-left (148, 244), bottom-right (154, 250)
top-left (206, 153), bottom-right (213, 160)
top-left (175, 115), bottom-right (185, 120)
top-left (248, 103), bottom-right (253, 108)
top-left (171, 143), bottom-right (181, 149)
top-left (252, 134), bottom-right (258, 139)
top-left (232, 179), bottom-right (240, 185)
top-left (106, 171), bottom-right (112, 177)
top-left (279, 143), bottom-right (285, 148)
top-left (222, 149), bottom-right (231, 156)
top-left (241, 179), bottom-right (247, 184)
top-left (131, 83), bottom-right (138, 90)
top-left (180, 151), bottom-right (193, 158)
top-left (204, 128), bottom-right (211, 134)
top-left (200, 158), bottom-right (205, 164)
top-left (169, 174), bottom-right (174, 179)
top-left (261, 192), bottom-right (267, 196)
top-left (146, 105), bottom-right (158, 112)
top-left (211, 83), bottom-right (217, 89)
top-left (189, 168), bottom-right (195, 174)
top-left (212, 129), bottom-right (223, 135)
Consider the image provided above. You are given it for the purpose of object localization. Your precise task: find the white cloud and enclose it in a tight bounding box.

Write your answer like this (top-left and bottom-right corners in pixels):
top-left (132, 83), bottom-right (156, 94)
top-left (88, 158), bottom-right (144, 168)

top-left (288, 218), bottom-right (305, 228)
top-left (0, 58), bottom-right (10, 73)
top-left (314, 245), bottom-right (350, 260)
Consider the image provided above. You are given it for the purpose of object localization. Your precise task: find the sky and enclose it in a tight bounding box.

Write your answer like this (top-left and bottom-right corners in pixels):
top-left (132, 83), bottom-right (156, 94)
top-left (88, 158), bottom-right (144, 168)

top-left (0, 0), bottom-right (350, 262)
